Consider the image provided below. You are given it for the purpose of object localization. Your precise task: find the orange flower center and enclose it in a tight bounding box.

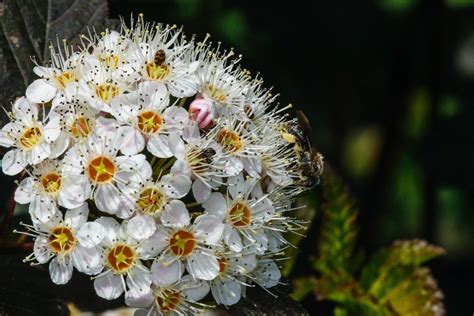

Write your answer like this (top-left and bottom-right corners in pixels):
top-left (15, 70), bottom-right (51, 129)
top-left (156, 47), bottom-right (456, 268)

top-left (41, 173), bottom-right (62, 194)
top-left (228, 202), bottom-right (251, 228)
top-left (87, 156), bottom-right (116, 184)
top-left (56, 71), bottom-right (75, 89)
top-left (169, 230), bottom-right (196, 257)
top-left (156, 289), bottom-right (181, 312)
top-left (107, 244), bottom-right (136, 273)
top-left (95, 84), bottom-right (120, 102)
top-left (137, 187), bottom-right (166, 215)
top-left (48, 226), bottom-right (76, 254)
top-left (70, 117), bottom-right (92, 138)
top-left (19, 127), bottom-right (41, 149)
top-left (217, 129), bottom-right (243, 153)
top-left (137, 111), bottom-right (163, 134)
top-left (146, 62), bottom-right (170, 80)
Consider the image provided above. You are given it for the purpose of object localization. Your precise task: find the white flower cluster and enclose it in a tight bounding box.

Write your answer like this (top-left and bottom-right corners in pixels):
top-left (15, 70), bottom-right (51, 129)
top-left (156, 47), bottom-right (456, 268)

top-left (0, 16), bottom-right (321, 315)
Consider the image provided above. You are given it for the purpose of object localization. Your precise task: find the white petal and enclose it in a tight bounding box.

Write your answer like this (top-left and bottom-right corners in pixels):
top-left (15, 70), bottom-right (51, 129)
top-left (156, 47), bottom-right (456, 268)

top-left (224, 157), bottom-right (243, 176)
top-left (0, 123), bottom-right (15, 147)
top-left (160, 174), bottom-right (191, 198)
top-left (187, 251), bottom-right (219, 281)
top-left (223, 226), bottom-right (243, 252)
top-left (211, 280), bottom-right (241, 306)
top-left (43, 116), bottom-right (61, 143)
top-left (33, 236), bottom-right (53, 264)
top-left (58, 176), bottom-right (90, 209)
top-left (95, 184), bottom-right (120, 213)
top-left (71, 245), bottom-right (103, 274)
top-left (127, 215), bottom-right (157, 240)
top-left (30, 195), bottom-right (58, 223)
top-left (202, 192), bottom-right (227, 220)
top-left (194, 215), bottom-right (224, 245)
top-left (118, 126), bottom-right (145, 155)
top-left (95, 217), bottom-right (120, 248)
top-left (136, 229), bottom-right (168, 259)
top-left (192, 179), bottom-right (211, 203)
top-left (94, 272), bottom-right (124, 300)
top-left (181, 274), bottom-right (210, 301)
top-left (147, 134), bottom-right (172, 158)
top-left (77, 222), bottom-right (106, 248)
top-left (170, 159), bottom-right (191, 176)
top-left (142, 81), bottom-right (169, 108)
top-left (2, 149), bottom-right (26, 175)
top-left (151, 257), bottom-right (183, 286)
top-left (127, 267), bottom-right (152, 298)
top-left (14, 177), bottom-right (34, 204)
top-left (49, 257), bottom-right (73, 285)
top-left (49, 131), bottom-right (70, 158)
top-left (64, 203), bottom-right (89, 228)
top-left (163, 106), bottom-right (189, 129)
top-left (255, 260), bottom-right (281, 288)
top-left (26, 79), bottom-right (57, 103)
top-left (161, 200), bottom-right (190, 228)
top-left (125, 291), bottom-right (154, 308)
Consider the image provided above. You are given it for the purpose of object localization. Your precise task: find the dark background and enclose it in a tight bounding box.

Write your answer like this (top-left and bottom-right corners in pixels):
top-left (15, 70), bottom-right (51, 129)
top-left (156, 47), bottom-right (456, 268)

top-left (108, 0), bottom-right (474, 314)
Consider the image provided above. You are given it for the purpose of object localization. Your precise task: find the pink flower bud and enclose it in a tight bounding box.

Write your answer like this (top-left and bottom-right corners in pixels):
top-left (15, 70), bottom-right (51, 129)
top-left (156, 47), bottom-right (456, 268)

top-left (189, 98), bottom-right (215, 129)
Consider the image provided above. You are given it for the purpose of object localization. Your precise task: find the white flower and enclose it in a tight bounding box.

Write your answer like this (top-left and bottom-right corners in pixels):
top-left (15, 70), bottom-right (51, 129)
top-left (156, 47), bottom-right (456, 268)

top-left (17, 203), bottom-right (105, 284)
top-left (119, 172), bottom-right (191, 236)
top-left (0, 97), bottom-right (61, 175)
top-left (212, 116), bottom-right (267, 177)
top-left (125, 20), bottom-right (200, 97)
top-left (85, 30), bottom-right (140, 82)
top-left (126, 275), bottom-right (210, 315)
top-left (203, 174), bottom-right (274, 254)
top-left (209, 251), bottom-right (257, 306)
top-left (92, 217), bottom-right (162, 300)
top-left (194, 43), bottom-right (252, 116)
top-left (111, 81), bottom-right (188, 156)
top-left (77, 57), bottom-right (133, 113)
top-left (25, 47), bottom-right (83, 108)
top-left (170, 122), bottom-right (226, 203)
top-left (14, 159), bottom-right (87, 224)
top-left (61, 133), bottom-right (151, 214)
top-left (152, 211), bottom-right (225, 282)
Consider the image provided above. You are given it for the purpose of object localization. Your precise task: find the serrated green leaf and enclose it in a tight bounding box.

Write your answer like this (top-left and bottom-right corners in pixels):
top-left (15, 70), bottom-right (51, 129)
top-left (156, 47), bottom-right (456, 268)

top-left (314, 166), bottom-right (360, 277)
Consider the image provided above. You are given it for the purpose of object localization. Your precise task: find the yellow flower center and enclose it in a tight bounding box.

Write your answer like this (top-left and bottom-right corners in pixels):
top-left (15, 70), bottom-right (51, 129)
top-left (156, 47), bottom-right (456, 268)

top-left (169, 230), bottom-right (196, 257)
top-left (70, 117), bottom-right (92, 138)
top-left (137, 187), bottom-right (166, 215)
top-left (217, 129), bottom-right (243, 153)
top-left (208, 85), bottom-right (227, 103)
top-left (146, 62), bottom-right (170, 80)
top-left (100, 54), bottom-right (120, 69)
top-left (48, 226), bottom-right (76, 254)
top-left (41, 173), bottom-right (62, 194)
top-left (19, 127), bottom-right (41, 149)
top-left (55, 71), bottom-right (75, 89)
top-left (137, 111), bottom-right (163, 134)
top-left (156, 289), bottom-right (181, 312)
top-left (87, 156), bottom-right (116, 184)
top-left (228, 202), bottom-right (251, 228)
top-left (107, 244), bottom-right (136, 273)
top-left (95, 84), bottom-right (120, 102)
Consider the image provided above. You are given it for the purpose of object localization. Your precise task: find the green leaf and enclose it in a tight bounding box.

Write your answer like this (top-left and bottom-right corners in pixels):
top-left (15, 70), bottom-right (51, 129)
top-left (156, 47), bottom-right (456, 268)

top-left (314, 166), bottom-right (360, 277)
top-left (0, 0), bottom-right (109, 119)
top-left (290, 277), bottom-right (317, 301)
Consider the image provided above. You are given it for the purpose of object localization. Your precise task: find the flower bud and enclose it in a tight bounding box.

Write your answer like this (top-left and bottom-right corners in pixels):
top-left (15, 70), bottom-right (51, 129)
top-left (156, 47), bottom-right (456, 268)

top-left (189, 97), bottom-right (215, 129)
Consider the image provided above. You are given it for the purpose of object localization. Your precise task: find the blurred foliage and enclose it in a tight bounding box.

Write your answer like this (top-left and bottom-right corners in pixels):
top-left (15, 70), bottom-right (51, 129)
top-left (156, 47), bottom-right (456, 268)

top-left (292, 167), bottom-right (446, 315)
